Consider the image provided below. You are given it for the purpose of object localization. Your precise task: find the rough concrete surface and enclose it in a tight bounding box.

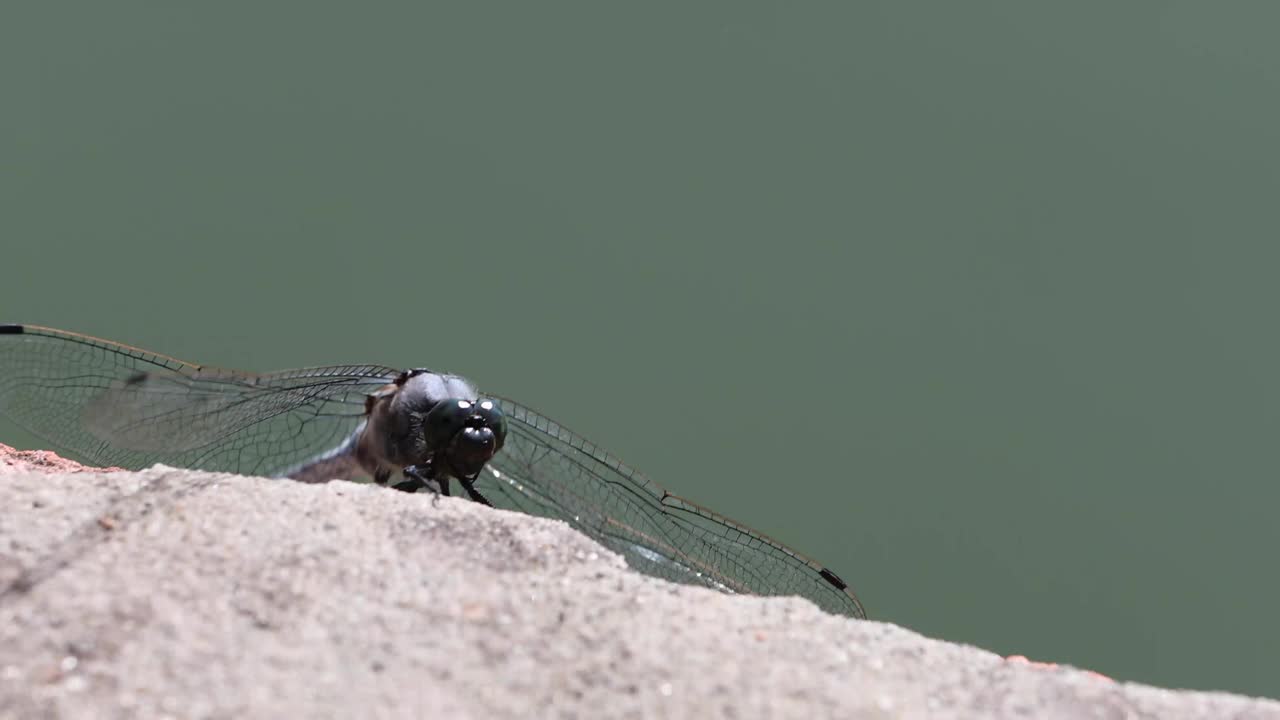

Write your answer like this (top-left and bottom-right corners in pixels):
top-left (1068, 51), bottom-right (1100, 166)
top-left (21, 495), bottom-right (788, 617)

top-left (1, 458), bottom-right (1277, 719)
top-left (0, 444), bottom-right (123, 476)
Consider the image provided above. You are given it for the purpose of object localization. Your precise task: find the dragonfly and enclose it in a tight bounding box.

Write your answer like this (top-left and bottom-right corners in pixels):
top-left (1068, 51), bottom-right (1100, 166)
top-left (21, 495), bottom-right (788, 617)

top-left (0, 324), bottom-right (865, 618)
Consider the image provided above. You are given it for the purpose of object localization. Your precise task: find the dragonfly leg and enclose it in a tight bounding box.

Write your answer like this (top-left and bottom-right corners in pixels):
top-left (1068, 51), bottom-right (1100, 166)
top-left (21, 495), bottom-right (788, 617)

top-left (391, 476), bottom-right (426, 493)
top-left (459, 477), bottom-right (494, 507)
top-left (394, 463), bottom-right (454, 499)
top-left (395, 463), bottom-right (457, 509)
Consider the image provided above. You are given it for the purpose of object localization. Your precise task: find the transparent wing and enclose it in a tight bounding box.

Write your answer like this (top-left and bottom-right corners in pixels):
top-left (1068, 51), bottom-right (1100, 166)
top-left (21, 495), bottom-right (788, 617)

top-left (477, 398), bottom-right (867, 618)
top-left (0, 324), bottom-right (865, 617)
top-left (0, 324), bottom-right (398, 476)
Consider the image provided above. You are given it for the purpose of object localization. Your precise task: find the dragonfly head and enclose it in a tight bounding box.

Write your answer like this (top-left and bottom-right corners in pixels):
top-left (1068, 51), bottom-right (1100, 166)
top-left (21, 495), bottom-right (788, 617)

top-left (423, 397), bottom-right (507, 478)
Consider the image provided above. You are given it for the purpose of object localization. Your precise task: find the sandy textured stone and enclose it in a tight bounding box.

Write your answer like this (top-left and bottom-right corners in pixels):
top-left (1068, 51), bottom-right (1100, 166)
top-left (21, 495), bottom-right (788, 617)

top-left (0, 443), bottom-right (122, 476)
top-left (0, 462), bottom-right (1276, 719)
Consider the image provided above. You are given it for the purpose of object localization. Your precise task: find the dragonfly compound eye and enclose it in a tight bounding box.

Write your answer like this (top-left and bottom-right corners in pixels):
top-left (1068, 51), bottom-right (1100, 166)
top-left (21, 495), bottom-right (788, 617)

top-left (424, 398), bottom-right (506, 477)
top-left (423, 399), bottom-right (473, 449)
top-left (470, 399), bottom-right (506, 453)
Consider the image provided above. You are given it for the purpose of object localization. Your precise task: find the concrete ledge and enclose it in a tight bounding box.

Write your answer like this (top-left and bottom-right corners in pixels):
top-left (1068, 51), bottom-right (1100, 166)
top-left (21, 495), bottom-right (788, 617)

top-left (1, 464), bottom-right (1276, 719)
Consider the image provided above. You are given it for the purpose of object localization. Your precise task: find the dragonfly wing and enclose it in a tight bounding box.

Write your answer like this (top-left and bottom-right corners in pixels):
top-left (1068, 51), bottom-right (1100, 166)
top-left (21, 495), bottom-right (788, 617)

top-left (477, 397), bottom-right (867, 618)
top-left (0, 324), bottom-right (398, 477)
top-left (1, 325), bottom-right (866, 616)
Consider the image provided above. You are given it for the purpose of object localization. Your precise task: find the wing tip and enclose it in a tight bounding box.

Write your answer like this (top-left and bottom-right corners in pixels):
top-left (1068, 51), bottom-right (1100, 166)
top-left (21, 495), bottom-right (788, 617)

top-left (818, 567), bottom-right (869, 617)
top-left (818, 567), bottom-right (848, 590)
top-left (0, 324), bottom-right (25, 335)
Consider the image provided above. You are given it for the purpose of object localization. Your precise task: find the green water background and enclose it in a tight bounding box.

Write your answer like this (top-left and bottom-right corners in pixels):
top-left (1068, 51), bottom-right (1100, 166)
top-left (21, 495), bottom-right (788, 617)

top-left (4, 2), bottom-right (1279, 697)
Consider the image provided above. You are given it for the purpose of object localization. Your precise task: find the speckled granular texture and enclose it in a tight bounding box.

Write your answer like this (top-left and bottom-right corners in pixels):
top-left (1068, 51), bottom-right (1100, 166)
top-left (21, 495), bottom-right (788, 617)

top-left (1, 467), bottom-right (1277, 719)
top-left (0, 443), bottom-right (122, 476)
